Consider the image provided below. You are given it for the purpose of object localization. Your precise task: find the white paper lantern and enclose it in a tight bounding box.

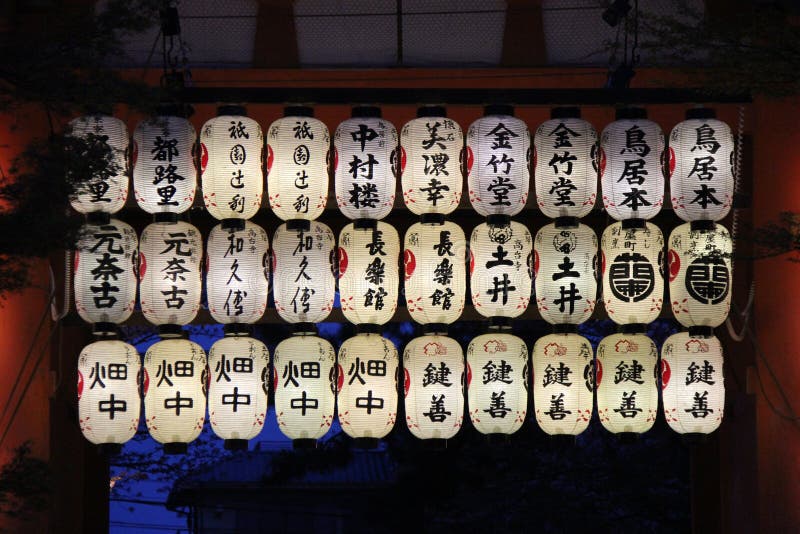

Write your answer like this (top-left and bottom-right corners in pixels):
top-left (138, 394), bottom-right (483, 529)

top-left (337, 334), bottom-right (398, 440)
top-left (403, 335), bottom-right (464, 440)
top-left (601, 221), bottom-right (664, 325)
top-left (470, 221), bottom-right (533, 318)
top-left (74, 219), bottom-right (138, 326)
top-left (139, 221), bottom-right (202, 326)
top-left (334, 109), bottom-right (397, 221)
top-left (207, 336), bottom-right (270, 444)
top-left (200, 110), bottom-right (263, 220)
top-left (404, 221), bottom-right (466, 325)
top-left (206, 221), bottom-right (269, 324)
top-left (661, 332), bottom-right (725, 434)
top-left (669, 111), bottom-right (734, 222)
top-left (596, 333), bottom-right (658, 434)
top-left (273, 222), bottom-right (335, 324)
top-left (143, 338), bottom-right (207, 447)
top-left (534, 222), bottom-right (598, 324)
top-left (266, 110), bottom-right (330, 222)
top-left (78, 340), bottom-right (140, 448)
top-left (466, 109), bottom-right (530, 217)
top-left (273, 334), bottom-right (337, 441)
top-left (467, 332), bottom-right (528, 435)
top-left (532, 333), bottom-right (594, 436)
top-left (668, 222), bottom-right (732, 328)
top-left (338, 222), bottom-right (399, 325)
top-left (68, 115), bottom-right (129, 215)
top-left (534, 111), bottom-right (597, 218)
top-left (600, 110), bottom-right (665, 221)
top-left (400, 109), bottom-right (463, 216)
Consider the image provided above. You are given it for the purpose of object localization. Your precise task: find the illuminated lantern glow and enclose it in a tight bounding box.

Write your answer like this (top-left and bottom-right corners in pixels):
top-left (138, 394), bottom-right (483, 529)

top-left (200, 108), bottom-right (263, 221)
top-left (661, 332), bottom-right (725, 434)
top-left (600, 108), bottom-right (665, 221)
top-left (404, 221), bottom-right (466, 325)
top-left (77, 340), bottom-right (140, 450)
top-left (403, 335), bottom-right (464, 440)
top-left (466, 106), bottom-right (530, 217)
top-left (467, 332), bottom-right (528, 435)
top-left (337, 334), bottom-right (398, 440)
top-left (596, 333), bottom-right (658, 434)
top-left (334, 107), bottom-right (398, 221)
top-left (534, 222), bottom-right (598, 324)
top-left (532, 333), bottom-right (594, 436)
top-left (273, 334), bottom-right (337, 443)
top-left (601, 221), bottom-right (665, 325)
top-left (266, 108), bottom-right (330, 222)
top-left (206, 221), bottom-right (269, 324)
top-left (668, 222), bottom-right (732, 328)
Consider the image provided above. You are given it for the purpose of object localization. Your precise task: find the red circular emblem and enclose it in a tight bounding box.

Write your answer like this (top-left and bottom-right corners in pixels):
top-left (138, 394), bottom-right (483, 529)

top-left (142, 368), bottom-right (150, 396)
top-left (337, 247), bottom-right (348, 277)
top-left (73, 250), bottom-right (79, 273)
top-left (469, 249), bottom-right (475, 275)
top-left (266, 144), bottom-right (274, 174)
top-left (667, 147), bottom-right (676, 177)
top-left (598, 147), bottom-right (607, 178)
top-left (466, 362), bottom-right (472, 387)
top-left (273, 365), bottom-right (279, 391)
top-left (200, 143), bottom-right (209, 175)
top-left (466, 146), bottom-right (474, 174)
top-left (400, 146), bottom-right (407, 174)
top-left (332, 147), bottom-right (339, 173)
top-left (138, 252), bottom-right (147, 280)
top-left (336, 364), bottom-right (344, 392)
top-left (403, 368), bottom-right (410, 395)
top-left (77, 370), bottom-right (84, 400)
top-left (534, 249), bottom-right (540, 276)
top-left (600, 250), bottom-right (606, 276)
top-left (668, 249), bottom-right (680, 282)
top-left (403, 249), bottom-right (416, 280)
top-left (595, 359), bottom-right (603, 386)
top-left (660, 359), bottom-right (671, 389)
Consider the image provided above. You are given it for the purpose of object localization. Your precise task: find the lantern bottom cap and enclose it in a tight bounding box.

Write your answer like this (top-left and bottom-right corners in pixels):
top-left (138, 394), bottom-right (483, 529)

top-left (680, 433), bottom-right (712, 445)
top-left (422, 438), bottom-right (448, 451)
top-left (546, 434), bottom-right (578, 447)
top-left (224, 439), bottom-right (249, 451)
top-left (615, 432), bottom-right (640, 444)
top-left (485, 433), bottom-right (511, 444)
top-left (292, 438), bottom-right (318, 450)
top-left (98, 443), bottom-right (123, 455)
top-left (352, 437), bottom-right (379, 449)
top-left (163, 442), bottom-right (188, 455)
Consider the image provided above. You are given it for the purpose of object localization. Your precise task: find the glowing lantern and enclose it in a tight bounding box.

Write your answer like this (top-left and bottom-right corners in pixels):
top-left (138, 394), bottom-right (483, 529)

top-left (266, 107), bottom-right (330, 222)
top-left (334, 107), bottom-right (398, 221)
top-left (403, 221), bottom-right (466, 325)
top-left (661, 332), bottom-right (725, 434)
top-left (403, 335), bottom-right (464, 440)
top-left (533, 108), bottom-right (598, 218)
top-left (534, 222), bottom-right (598, 324)
top-left (596, 333), bottom-right (658, 434)
top-left (143, 338), bottom-right (207, 451)
top-left (470, 221), bottom-right (533, 318)
top-left (206, 221), bottom-right (269, 325)
top-left (532, 333), bottom-right (594, 436)
top-left (601, 221), bottom-right (664, 325)
top-left (467, 332), bottom-right (528, 435)
top-left (337, 334), bottom-right (398, 440)
top-left (200, 107), bottom-right (263, 221)
top-left (668, 222), bottom-right (732, 328)
top-left (466, 106), bottom-right (530, 217)
top-left (77, 340), bottom-right (140, 451)
top-left (207, 336), bottom-right (269, 448)
top-left (669, 109), bottom-right (734, 222)
top-left (600, 108), bottom-right (665, 221)
top-left (272, 221), bottom-right (336, 324)
top-left (132, 114), bottom-right (196, 214)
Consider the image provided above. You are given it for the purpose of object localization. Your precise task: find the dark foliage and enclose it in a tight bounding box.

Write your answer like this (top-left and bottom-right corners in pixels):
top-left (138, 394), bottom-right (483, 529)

top-left (0, 441), bottom-right (51, 519)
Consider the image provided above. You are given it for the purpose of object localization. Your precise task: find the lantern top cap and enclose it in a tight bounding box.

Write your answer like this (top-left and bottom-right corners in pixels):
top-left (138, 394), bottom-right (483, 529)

top-left (685, 107), bottom-right (716, 120)
top-left (484, 104), bottom-right (514, 117)
top-left (155, 102), bottom-right (192, 118)
top-left (351, 106), bottom-right (381, 118)
top-left (284, 105), bottom-right (314, 118)
top-left (422, 323), bottom-right (449, 335)
top-left (353, 218), bottom-right (378, 230)
top-left (285, 219), bottom-right (311, 232)
top-left (83, 104), bottom-right (114, 116)
top-left (486, 214), bottom-right (511, 227)
top-left (552, 324), bottom-right (579, 335)
top-left (157, 324), bottom-right (185, 339)
top-left (217, 105), bottom-right (247, 117)
top-left (620, 323), bottom-right (648, 334)
top-left (154, 212), bottom-right (180, 224)
top-left (417, 105), bottom-right (446, 118)
top-left (355, 323), bottom-right (382, 334)
top-left (223, 323), bottom-right (252, 337)
top-left (86, 212), bottom-right (112, 225)
top-left (690, 220), bottom-right (716, 232)
top-left (221, 218), bottom-right (246, 231)
top-left (621, 218), bottom-right (646, 230)
top-left (554, 216), bottom-right (579, 229)
top-left (688, 326), bottom-right (715, 338)
top-left (615, 107), bottom-right (647, 120)
top-left (551, 107), bottom-right (581, 119)
top-left (420, 213), bottom-right (446, 226)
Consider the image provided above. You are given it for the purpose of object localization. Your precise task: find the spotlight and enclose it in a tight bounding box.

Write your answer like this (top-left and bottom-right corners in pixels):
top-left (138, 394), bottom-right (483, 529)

top-left (602, 0), bottom-right (632, 27)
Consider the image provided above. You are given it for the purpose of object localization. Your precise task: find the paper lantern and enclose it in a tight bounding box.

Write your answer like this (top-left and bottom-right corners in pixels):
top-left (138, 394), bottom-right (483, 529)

top-left (403, 221), bottom-right (466, 325)
top-left (533, 110), bottom-right (598, 218)
top-left (143, 338), bottom-right (207, 448)
top-left (338, 222), bottom-right (399, 325)
top-left (669, 110), bottom-right (734, 222)
top-left (532, 333), bottom-right (594, 436)
top-left (661, 332), bottom-right (725, 434)
top-left (596, 333), bottom-right (658, 434)
top-left (77, 340), bottom-right (140, 448)
top-left (207, 336), bottom-right (269, 445)
top-left (139, 221), bottom-right (202, 327)
top-left (272, 222), bottom-right (335, 324)
top-left (68, 115), bottom-right (129, 215)
top-left (266, 109), bottom-right (330, 222)
top-left (668, 222), bottom-right (732, 328)
top-left (601, 221), bottom-right (664, 325)
top-left (206, 221), bottom-right (269, 324)
top-left (400, 108), bottom-right (463, 216)
top-left (600, 109), bottom-right (665, 221)
top-left (74, 219), bottom-right (138, 326)
top-left (534, 222), bottom-right (598, 324)
top-left (466, 108), bottom-right (530, 217)
top-left (334, 108), bottom-right (398, 221)
top-left (467, 332), bottom-right (528, 435)
top-left (200, 109), bottom-right (263, 221)
top-left (273, 334), bottom-right (337, 442)
top-left (403, 335), bottom-right (465, 440)
top-left (470, 221), bottom-right (533, 318)
top-left (337, 334), bottom-right (398, 440)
